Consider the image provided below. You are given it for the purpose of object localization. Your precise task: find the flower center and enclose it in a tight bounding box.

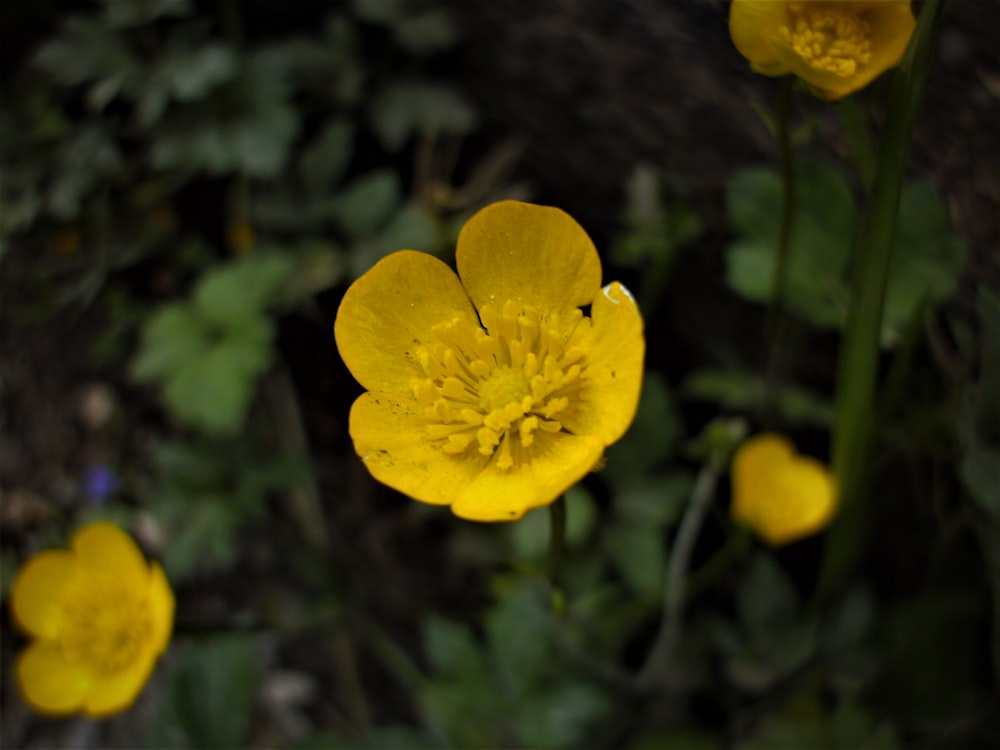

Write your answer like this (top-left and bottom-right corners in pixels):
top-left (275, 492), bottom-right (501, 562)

top-left (781, 3), bottom-right (872, 77)
top-left (414, 299), bottom-right (589, 470)
top-left (58, 578), bottom-right (152, 676)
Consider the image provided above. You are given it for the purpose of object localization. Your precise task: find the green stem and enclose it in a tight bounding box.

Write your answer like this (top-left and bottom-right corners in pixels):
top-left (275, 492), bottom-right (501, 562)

top-left (820, 0), bottom-right (943, 599)
top-left (547, 495), bottom-right (567, 587)
top-left (636, 456), bottom-right (724, 690)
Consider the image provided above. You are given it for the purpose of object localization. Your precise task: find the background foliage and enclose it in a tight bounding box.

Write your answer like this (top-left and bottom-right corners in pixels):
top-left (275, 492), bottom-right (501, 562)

top-left (1, 1), bottom-right (998, 748)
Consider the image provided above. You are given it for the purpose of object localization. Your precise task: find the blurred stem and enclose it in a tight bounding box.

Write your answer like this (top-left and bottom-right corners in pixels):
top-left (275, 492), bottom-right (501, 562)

top-left (263, 368), bottom-right (329, 552)
top-left (837, 97), bottom-right (876, 188)
top-left (548, 494), bottom-right (566, 587)
top-left (636, 455), bottom-right (724, 691)
top-left (762, 77), bottom-right (796, 424)
top-left (820, 0), bottom-right (943, 599)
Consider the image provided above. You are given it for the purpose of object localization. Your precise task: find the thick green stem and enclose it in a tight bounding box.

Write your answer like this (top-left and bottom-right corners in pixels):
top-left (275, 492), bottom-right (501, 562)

top-left (820, 0), bottom-right (943, 599)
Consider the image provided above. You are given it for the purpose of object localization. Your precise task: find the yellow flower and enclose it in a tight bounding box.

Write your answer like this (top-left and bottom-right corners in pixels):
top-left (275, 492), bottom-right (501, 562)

top-left (731, 434), bottom-right (837, 546)
top-left (334, 200), bottom-right (645, 521)
top-left (729, 0), bottom-right (916, 100)
top-left (10, 522), bottom-right (174, 717)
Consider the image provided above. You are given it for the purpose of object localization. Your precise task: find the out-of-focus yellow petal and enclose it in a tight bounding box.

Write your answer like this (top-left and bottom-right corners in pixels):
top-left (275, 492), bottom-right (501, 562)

top-left (456, 201), bottom-right (602, 315)
top-left (349, 391), bottom-right (488, 506)
top-left (729, 0), bottom-right (791, 74)
top-left (148, 562), bottom-right (175, 656)
top-left (72, 521), bottom-right (148, 591)
top-left (564, 282), bottom-right (645, 444)
top-left (11, 551), bottom-right (76, 639)
top-left (864, 1), bottom-right (916, 77)
top-left (731, 434), bottom-right (836, 546)
top-left (453, 432), bottom-right (605, 522)
top-left (335, 251), bottom-right (479, 395)
top-left (83, 653), bottom-right (157, 718)
top-left (17, 640), bottom-right (92, 715)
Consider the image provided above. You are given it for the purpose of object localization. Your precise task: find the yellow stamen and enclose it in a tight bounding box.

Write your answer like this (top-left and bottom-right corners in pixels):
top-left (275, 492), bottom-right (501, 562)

top-left (414, 302), bottom-right (590, 470)
top-left (782, 3), bottom-right (872, 77)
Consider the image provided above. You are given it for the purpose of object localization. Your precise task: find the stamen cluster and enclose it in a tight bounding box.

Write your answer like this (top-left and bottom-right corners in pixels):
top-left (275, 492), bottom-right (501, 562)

top-left (414, 300), bottom-right (588, 470)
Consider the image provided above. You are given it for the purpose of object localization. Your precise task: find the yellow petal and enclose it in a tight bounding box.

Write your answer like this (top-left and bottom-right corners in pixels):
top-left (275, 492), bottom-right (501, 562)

top-left (863, 1), bottom-right (916, 77)
top-left (83, 653), bottom-right (157, 718)
top-left (729, 0), bottom-right (791, 74)
top-left (335, 251), bottom-right (480, 395)
top-left (564, 282), bottom-right (645, 444)
top-left (349, 391), bottom-right (488, 506)
top-left (11, 551), bottom-right (76, 638)
top-left (453, 431), bottom-right (605, 521)
top-left (147, 562), bottom-right (175, 656)
top-left (731, 434), bottom-right (836, 546)
top-left (17, 640), bottom-right (92, 715)
top-left (72, 522), bottom-right (148, 591)
top-left (456, 201), bottom-right (602, 315)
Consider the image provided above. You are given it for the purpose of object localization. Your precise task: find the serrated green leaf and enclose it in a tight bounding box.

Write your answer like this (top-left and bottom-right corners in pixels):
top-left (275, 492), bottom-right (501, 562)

top-left (132, 304), bottom-right (209, 381)
top-left (162, 331), bottom-right (274, 433)
top-left (194, 253), bottom-right (294, 328)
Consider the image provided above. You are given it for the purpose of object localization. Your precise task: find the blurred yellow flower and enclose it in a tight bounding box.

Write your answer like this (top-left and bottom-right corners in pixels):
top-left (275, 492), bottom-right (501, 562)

top-left (729, 0), bottom-right (916, 100)
top-left (335, 200), bottom-right (645, 521)
top-left (731, 434), bottom-right (837, 546)
top-left (10, 522), bottom-right (174, 717)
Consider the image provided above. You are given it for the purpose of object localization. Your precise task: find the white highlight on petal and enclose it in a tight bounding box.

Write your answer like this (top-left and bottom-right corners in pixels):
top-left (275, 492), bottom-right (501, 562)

top-left (601, 283), bottom-right (635, 304)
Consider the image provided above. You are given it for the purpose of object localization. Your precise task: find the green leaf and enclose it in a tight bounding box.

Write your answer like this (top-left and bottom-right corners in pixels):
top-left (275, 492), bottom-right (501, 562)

top-left (369, 83), bottom-right (476, 151)
top-left (509, 485), bottom-right (598, 560)
top-left (351, 0), bottom-right (406, 24)
top-left (152, 635), bottom-right (260, 749)
top-left (881, 181), bottom-right (966, 345)
top-left (395, 11), bottom-right (458, 55)
top-left (132, 305), bottom-right (209, 382)
top-left (516, 683), bottom-right (611, 749)
top-left (193, 253), bottom-right (294, 329)
top-left (160, 496), bottom-right (241, 580)
top-left (163, 325), bottom-right (274, 434)
top-left (300, 119), bottom-right (355, 190)
top-left (485, 580), bottom-right (553, 700)
top-left (331, 169), bottom-right (401, 239)
top-left (725, 162), bottom-right (855, 328)
top-left (424, 617), bottom-right (485, 679)
top-left (606, 521), bottom-right (666, 597)
top-left (102, 0), bottom-right (191, 27)
top-left (681, 369), bottom-right (834, 425)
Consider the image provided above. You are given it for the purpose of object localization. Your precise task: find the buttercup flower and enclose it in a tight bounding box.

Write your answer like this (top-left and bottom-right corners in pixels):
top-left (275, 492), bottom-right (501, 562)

top-left (729, 0), bottom-right (916, 100)
top-left (11, 522), bottom-right (174, 717)
top-left (731, 433), bottom-right (837, 546)
top-left (335, 200), bottom-right (644, 521)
